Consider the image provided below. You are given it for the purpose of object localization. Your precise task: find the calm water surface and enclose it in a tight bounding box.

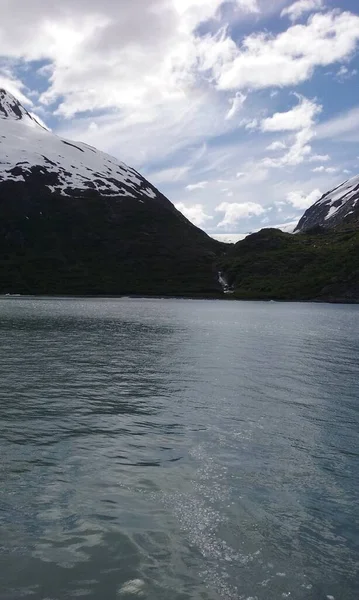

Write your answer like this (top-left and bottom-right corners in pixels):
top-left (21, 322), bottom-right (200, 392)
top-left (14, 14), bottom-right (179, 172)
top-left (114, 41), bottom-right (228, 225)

top-left (0, 298), bottom-right (358, 600)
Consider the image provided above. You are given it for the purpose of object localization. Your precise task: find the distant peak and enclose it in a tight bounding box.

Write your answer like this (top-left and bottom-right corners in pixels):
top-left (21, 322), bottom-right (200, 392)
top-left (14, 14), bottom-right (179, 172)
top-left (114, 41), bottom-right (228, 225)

top-left (0, 88), bottom-right (29, 120)
top-left (0, 89), bottom-right (46, 131)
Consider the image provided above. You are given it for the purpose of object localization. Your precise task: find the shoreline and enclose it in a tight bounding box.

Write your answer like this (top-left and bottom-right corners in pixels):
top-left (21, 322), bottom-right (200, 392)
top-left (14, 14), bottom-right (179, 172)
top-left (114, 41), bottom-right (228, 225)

top-left (1, 293), bottom-right (358, 305)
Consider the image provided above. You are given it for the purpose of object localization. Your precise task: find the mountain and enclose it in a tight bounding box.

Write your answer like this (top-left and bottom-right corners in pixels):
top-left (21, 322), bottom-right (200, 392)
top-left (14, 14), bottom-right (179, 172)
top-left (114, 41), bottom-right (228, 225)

top-left (218, 173), bottom-right (359, 302)
top-left (295, 175), bottom-right (359, 232)
top-left (0, 89), bottom-right (224, 296)
top-left (218, 228), bottom-right (359, 303)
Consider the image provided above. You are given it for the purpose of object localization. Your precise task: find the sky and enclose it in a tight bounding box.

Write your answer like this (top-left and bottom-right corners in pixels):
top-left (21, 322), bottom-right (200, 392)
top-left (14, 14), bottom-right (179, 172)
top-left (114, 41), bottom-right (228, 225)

top-left (1, 0), bottom-right (359, 240)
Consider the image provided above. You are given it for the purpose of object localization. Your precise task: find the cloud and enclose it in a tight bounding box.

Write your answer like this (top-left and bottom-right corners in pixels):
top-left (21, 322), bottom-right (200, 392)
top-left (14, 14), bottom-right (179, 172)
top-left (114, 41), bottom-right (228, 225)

top-left (0, 2), bottom-right (358, 123)
top-left (0, 69), bottom-right (33, 106)
top-left (336, 65), bottom-right (358, 81)
top-left (312, 166), bottom-right (337, 173)
top-left (175, 202), bottom-right (213, 226)
top-left (225, 92), bottom-right (246, 120)
top-left (260, 96), bottom-right (321, 132)
top-left (0, 0), bottom-right (358, 237)
top-left (286, 188), bottom-right (322, 209)
top-left (216, 201), bottom-right (266, 227)
top-left (337, 66), bottom-right (349, 77)
top-left (237, 0), bottom-right (260, 12)
top-left (148, 166), bottom-right (190, 184)
top-left (186, 181), bottom-right (208, 191)
top-left (315, 106), bottom-right (359, 142)
top-left (0, 0), bottom-right (259, 120)
top-left (281, 0), bottom-right (325, 22)
top-left (215, 11), bottom-right (359, 91)
top-left (245, 119), bottom-right (259, 130)
top-left (238, 165), bottom-right (269, 183)
top-left (57, 89), bottom-right (230, 168)
top-left (174, 0), bottom-right (260, 27)
top-left (309, 154), bottom-right (330, 162)
top-left (261, 96), bottom-right (322, 167)
top-left (266, 141), bottom-right (287, 151)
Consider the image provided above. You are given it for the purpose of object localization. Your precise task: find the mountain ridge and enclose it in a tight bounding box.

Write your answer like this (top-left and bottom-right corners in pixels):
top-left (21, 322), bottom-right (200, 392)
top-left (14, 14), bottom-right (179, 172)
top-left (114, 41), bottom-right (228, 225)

top-left (295, 175), bottom-right (359, 232)
top-left (218, 227), bottom-right (359, 303)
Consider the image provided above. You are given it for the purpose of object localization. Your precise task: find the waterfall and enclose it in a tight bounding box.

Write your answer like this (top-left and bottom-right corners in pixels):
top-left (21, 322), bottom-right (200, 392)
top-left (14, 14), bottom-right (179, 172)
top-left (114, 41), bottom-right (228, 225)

top-left (218, 271), bottom-right (233, 293)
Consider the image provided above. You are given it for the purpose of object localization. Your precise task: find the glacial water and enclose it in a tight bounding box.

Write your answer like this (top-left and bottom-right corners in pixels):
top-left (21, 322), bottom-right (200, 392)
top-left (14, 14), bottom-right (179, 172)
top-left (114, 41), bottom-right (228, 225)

top-left (0, 297), bottom-right (358, 600)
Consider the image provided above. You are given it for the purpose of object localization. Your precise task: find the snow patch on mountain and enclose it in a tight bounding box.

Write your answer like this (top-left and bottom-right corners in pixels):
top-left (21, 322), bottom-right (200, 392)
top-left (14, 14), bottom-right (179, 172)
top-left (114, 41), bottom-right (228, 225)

top-left (0, 88), bottom-right (160, 201)
top-left (295, 175), bottom-right (359, 232)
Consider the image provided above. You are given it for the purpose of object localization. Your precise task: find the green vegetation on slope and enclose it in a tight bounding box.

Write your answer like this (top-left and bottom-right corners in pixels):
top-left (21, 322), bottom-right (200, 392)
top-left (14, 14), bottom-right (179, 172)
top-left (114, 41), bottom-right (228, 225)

top-left (219, 228), bottom-right (359, 302)
top-left (0, 185), bottom-right (226, 296)
top-left (1, 180), bottom-right (358, 302)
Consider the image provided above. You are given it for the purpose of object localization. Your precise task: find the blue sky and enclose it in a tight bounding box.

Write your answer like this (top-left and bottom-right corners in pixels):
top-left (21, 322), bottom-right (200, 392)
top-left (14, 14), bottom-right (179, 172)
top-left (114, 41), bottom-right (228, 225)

top-left (1, 0), bottom-right (359, 239)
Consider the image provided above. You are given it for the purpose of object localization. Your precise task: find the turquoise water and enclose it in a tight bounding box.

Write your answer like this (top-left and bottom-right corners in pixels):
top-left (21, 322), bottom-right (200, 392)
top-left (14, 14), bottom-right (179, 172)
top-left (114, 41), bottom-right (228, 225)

top-left (0, 298), bottom-right (358, 599)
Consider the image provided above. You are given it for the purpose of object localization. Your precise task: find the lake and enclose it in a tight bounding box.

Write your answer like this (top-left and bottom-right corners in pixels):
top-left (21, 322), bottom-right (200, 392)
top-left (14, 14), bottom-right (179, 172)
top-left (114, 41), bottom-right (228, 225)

top-left (0, 297), bottom-right (358, 600)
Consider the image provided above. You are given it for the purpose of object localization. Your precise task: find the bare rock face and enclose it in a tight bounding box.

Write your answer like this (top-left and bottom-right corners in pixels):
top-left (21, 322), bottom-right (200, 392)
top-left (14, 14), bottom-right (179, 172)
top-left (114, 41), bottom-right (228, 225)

top-left (0, 89), bottom-right (224, 296)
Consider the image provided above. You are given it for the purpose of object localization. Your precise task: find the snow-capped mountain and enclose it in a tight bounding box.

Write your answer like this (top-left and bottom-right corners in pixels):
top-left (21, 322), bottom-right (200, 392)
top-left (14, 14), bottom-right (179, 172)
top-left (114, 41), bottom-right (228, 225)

top-left (0, 89), bottom-right (223, 296)
top-left (0, 89), bottom-right (165, 201)
top-left (295, 175), bottom-right (359, 232)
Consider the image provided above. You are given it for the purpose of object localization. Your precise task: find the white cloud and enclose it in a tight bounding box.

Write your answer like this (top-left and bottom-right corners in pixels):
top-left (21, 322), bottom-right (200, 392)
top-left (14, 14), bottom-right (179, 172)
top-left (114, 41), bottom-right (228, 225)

top-left (174, 0), bottom-right (259, 26)
top-left (261, 96), bottom-right (322, 167)
top-left (315, 106), bottom-right (359, 142)
top-left (216, 201), bottom-right (266, 227)
top-left (237, 0), bottom-right (260, 12)
top-left (216, 11), bottom-right (359, 91)
top-left (312, 166), bottom-right (337, 173)
top-left (0, 0), bottom-right (358, 237)
top-left (260, 96), bottom-right (321, 132)
top-left (281, 0), bottom-right (325, 22)
top-left (245, 119), bottom-right (259, 130)
top-left (0, 0), bottom-right (262, 121)
top-left (286, 188), bottom-right (322, 209)
top-left (175, 202), bottom-right (213, 226)
top-left (57, 89), bottom-right (229, 168)
top-left (337, 65), bottom-right (349, 77)
top-left (226, 92), bottom-right (246, 120)
top-left (335, 65), bottom-right (357, 80)
top-left (0, 2), bottom-right (357, 124)
top-left (225, 164), bottom-right (270, 186)
top-left (148, 166), bottom-right (190, 184)
top-left (309, 154), bottom-right (330, 162)
top-left (266, 141), bottom-right (287, 151)
top-left (0, 70), bottom-right (33, 106)
top-left (186, 181), bottom-right (208, 191)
